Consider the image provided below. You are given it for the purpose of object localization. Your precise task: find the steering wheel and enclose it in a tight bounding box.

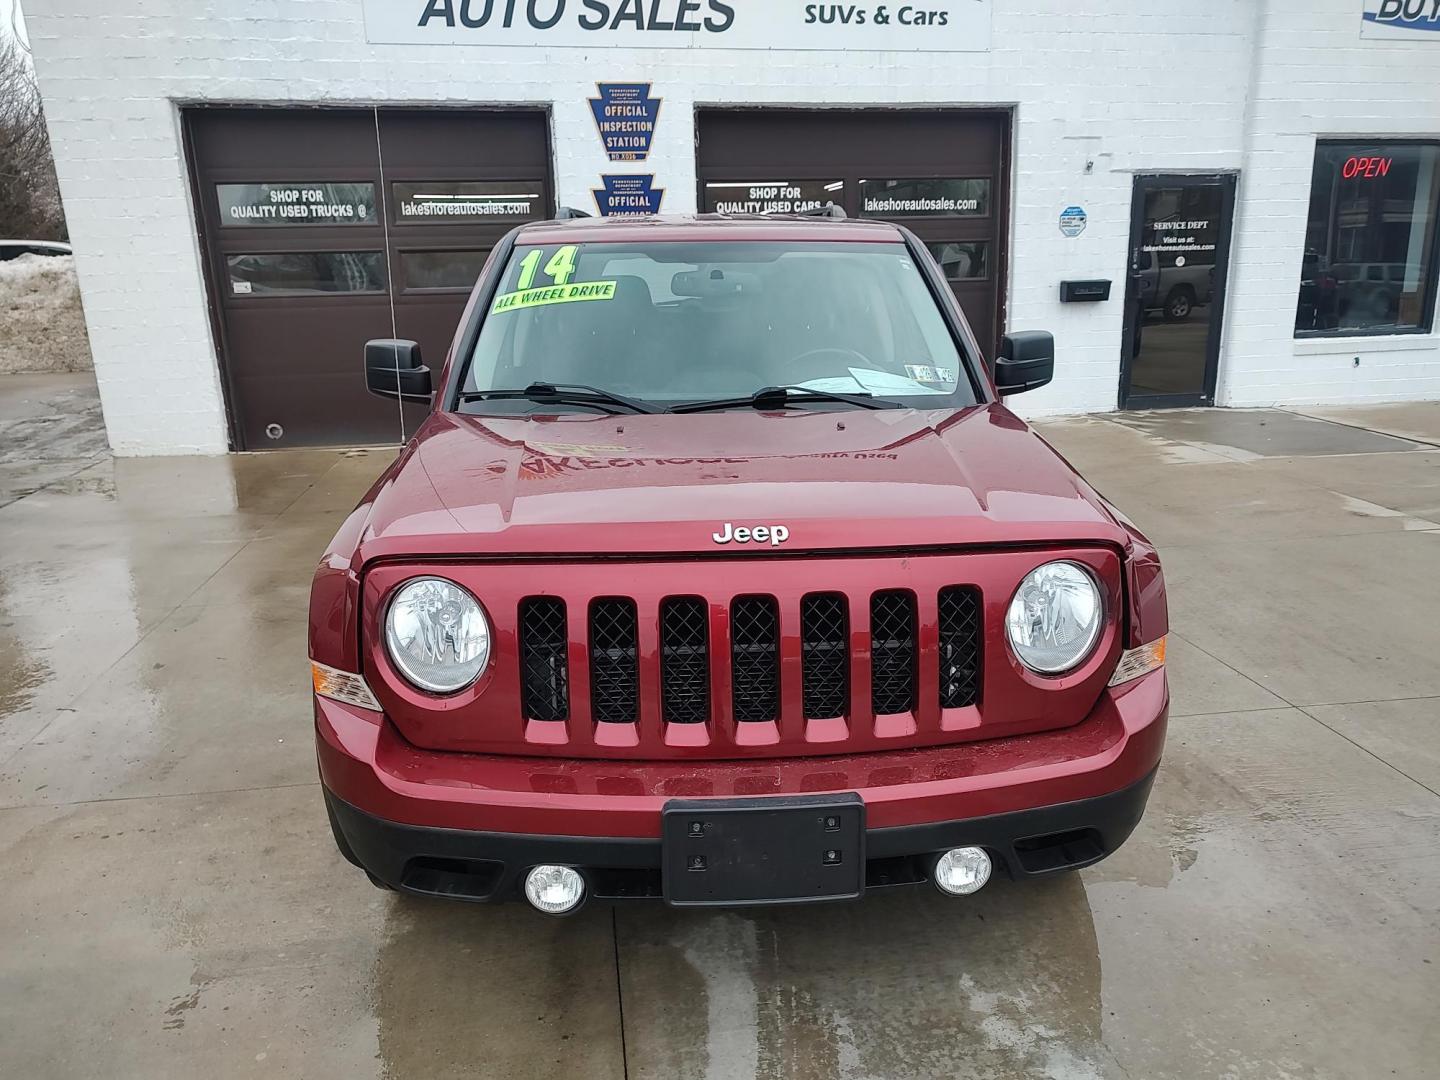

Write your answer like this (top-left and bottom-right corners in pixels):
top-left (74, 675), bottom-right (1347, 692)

top-left (779, 346), bottom-right (873, 382)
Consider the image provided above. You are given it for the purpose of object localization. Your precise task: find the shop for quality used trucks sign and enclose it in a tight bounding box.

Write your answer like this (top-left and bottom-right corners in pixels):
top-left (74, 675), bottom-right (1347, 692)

top-left (362, 0), bottom-right (993, 51)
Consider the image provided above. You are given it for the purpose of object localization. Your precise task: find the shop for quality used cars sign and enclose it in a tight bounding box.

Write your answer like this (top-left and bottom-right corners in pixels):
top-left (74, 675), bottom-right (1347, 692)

top-left (362, 0), bottom-right (993, 51)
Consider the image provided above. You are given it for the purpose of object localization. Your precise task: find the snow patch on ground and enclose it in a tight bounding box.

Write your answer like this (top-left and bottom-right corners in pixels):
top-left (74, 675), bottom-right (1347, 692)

top-left (0, 254), bottom-right (94, 374)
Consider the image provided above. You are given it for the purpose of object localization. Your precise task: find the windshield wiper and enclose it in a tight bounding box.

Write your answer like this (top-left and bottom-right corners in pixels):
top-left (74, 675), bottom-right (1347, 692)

top-left (458, 382), bottom-right (662, 414)
top-left (670, 385), bottom-right (903, 414)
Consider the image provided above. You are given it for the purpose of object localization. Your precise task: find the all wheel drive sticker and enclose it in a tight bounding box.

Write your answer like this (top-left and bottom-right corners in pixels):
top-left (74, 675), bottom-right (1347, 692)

top-left (491, 246), bottom-right (617, 313)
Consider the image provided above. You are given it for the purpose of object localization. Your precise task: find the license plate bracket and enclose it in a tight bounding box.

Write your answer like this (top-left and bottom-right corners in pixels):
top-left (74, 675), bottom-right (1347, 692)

top-left (662, 793), bottom-right (865, 906)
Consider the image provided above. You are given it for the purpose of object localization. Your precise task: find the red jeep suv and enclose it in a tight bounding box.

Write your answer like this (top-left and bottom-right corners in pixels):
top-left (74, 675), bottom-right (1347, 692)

top-left (311, 213), bottom-right (1168, 914)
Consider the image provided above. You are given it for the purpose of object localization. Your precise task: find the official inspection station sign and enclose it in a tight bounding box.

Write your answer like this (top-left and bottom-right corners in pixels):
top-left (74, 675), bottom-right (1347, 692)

top-left (594, 175), bottom-right (665, 217)
top-left (363, 1), bottom-right (994, 51)
top-left (590, 83), bottom-right (662, 162)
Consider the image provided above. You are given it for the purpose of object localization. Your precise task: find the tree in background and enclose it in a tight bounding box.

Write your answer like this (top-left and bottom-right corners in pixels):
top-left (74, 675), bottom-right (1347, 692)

top-left (0, 34), bottom-right (66, 241)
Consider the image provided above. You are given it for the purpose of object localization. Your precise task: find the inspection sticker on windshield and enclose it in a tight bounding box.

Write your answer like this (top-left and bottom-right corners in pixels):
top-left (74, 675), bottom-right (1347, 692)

top-left (905, 364), bottom-right (956, 385)
top-left (492, 280), bottom-right (617, 315)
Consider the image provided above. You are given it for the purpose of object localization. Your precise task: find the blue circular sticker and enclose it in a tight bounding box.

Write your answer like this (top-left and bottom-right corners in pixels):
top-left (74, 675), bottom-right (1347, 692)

top-left (1059, 205), bottom-right (1088, 238)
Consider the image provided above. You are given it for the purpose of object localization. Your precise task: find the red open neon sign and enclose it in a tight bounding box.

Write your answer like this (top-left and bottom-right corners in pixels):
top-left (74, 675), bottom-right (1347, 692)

top-left (1343, 156), bottom-right (1393, 179)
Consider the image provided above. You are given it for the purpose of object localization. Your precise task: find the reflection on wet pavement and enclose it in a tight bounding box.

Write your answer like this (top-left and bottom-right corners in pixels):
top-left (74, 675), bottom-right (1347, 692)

top-left (618, 881), bottom-right (1106, 1080)
top-left (373, 900), bottom-right (623, 1080)
top-left (1, 374), bottom-right (1438, 1079)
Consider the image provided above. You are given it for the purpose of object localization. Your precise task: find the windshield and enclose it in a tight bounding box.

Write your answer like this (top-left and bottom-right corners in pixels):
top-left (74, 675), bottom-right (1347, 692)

top-left (461, 241), bottom-right (977, 410)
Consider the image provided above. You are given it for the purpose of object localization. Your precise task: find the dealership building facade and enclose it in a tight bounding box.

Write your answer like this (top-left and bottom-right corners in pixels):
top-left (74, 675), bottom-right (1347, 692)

top-left (23, 0), bottom-right (1440, 454)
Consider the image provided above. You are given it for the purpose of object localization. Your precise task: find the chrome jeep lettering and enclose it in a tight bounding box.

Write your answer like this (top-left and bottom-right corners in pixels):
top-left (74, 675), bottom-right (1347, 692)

top-left (712, 523), bottom-right (790, 546)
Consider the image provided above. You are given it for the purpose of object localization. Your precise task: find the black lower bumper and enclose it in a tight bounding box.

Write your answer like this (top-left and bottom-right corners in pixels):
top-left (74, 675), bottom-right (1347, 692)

top-left (325, 767), bottom-right (1157, 906)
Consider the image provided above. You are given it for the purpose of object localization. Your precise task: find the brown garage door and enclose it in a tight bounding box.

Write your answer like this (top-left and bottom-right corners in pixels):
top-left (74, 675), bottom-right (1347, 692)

top-left (186, 107), bottom-right (551, 450)
top-left (697, 109), bottom-right (1009, 359)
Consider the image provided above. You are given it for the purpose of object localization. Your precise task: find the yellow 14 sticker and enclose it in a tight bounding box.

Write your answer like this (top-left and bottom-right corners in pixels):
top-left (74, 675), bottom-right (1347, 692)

top-left (515, 245), bottom-right (579, 289)
top-left (493, 245), bottom-right (615, 314)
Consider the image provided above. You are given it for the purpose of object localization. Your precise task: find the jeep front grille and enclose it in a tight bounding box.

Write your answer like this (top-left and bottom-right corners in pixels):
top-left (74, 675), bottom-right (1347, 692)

top-left (519, 597), bottom-right (569, 721)
top-left (869, 590), bottom-right (918, 715)
top-left (660, 597), bottom-right (710, 724)
top-left (589, 598), bottom-right (639, 723)
top-left (801, 593), bottom-right (849, 720)
top-left (730, 595), bottom-right (780, 722)
top-left (514, 585), bottom-right (983, 734)
top-left (938, 586), bottom-right (983, 708)
top-left (375, 549), bottom-right (1123, 761)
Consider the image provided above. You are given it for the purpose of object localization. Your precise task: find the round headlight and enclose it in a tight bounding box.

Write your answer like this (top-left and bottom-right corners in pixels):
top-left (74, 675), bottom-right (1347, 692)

top-left (385, 577), bottom-right (491, 693)
top-left (1006, 561), bottom-right (1103, 675)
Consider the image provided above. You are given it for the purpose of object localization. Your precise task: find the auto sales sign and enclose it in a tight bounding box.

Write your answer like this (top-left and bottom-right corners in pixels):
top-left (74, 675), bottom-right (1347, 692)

top-left (1362, 0), bottom-right (1440, 39)
top-left (362, 0), bottom-right (993, 51)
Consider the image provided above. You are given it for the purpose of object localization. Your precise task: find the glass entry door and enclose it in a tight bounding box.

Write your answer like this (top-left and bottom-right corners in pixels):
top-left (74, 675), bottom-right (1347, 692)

top-left (1119, 174), bottom-right (1237, 408)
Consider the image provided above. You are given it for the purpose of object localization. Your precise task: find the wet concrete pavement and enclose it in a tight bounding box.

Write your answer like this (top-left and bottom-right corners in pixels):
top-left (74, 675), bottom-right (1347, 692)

top-left (1, 374), bottom-right (1437, 1079)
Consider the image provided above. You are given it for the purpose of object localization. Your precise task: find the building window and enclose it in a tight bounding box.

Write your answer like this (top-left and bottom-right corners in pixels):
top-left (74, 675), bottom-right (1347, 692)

top-left (858, 178), bottom-right (991, 218)
top-left (1295, 141), bottom-right (1440, 337)
top-left (926, 241), bottom-right (989, 281)
top-left (391, 182), bottom-right (544, 225)
top-left (399, 250), bottom-right (491, 291)
top-left (216, 183), bottom-right (376, 227)
top-left (226, 252), bottom-right (386, 296)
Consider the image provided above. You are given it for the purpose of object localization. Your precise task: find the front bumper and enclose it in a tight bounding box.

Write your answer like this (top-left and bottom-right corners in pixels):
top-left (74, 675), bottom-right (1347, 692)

top-left (328, 767), bottom-right (1156, 902)
top-left (317, 669), bottom-right (1167, 902)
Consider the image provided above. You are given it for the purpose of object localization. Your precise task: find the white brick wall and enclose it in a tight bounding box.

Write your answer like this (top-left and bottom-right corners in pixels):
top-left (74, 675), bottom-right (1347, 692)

top-left (20, 0), bottom-right (1440, 453)
top-left (1221, 1), bottom-right (1440, 408)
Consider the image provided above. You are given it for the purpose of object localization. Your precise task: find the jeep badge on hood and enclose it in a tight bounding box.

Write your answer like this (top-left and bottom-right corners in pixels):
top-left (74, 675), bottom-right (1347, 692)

top-left (713, 522), bottom-right (790, 546)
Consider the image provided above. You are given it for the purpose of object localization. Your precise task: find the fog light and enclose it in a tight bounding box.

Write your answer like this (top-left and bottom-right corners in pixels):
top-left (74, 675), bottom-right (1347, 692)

top-left (933, 847), bottom-right (992, 896)
top-left (523, 865), bottom-right (586, 915)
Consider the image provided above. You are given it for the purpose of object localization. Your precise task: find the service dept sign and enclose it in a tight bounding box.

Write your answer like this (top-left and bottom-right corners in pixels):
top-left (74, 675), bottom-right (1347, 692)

top-left (362, 0), bottom-right (993, 51)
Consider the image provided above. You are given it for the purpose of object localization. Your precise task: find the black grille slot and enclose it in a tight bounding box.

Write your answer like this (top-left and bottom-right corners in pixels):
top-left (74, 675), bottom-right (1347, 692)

top-left (802, 593), bottom-right (849, 720)
top-left (519, 597), bottom-right (569, 722)
top-left (589, 598), bottom-right (639, 723)
top-left (731, 596), bottom-right (779, 722)
top-left (870, 590), bottom-right (917, 715)
top-left (661, 597), bottom-right (710, 725)
top-left (938, 586), bottom-right (983, 709)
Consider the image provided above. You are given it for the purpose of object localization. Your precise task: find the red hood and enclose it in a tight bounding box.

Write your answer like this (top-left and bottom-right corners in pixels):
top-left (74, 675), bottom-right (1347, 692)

top-left (355, 404), bottom-right (1125, 561)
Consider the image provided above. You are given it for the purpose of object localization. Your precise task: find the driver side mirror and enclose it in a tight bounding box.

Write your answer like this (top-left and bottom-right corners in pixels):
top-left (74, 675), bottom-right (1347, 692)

top-left (365, 339), bottom-right (433, 402)
top-left (994, 331), bottom-right (1055, 395)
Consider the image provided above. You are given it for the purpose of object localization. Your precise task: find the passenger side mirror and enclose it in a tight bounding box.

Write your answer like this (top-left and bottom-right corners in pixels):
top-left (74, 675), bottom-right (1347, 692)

top-left (994, 331), bottom-right (1055, 395)
top-left (365, 339), bottom-right (432, 402)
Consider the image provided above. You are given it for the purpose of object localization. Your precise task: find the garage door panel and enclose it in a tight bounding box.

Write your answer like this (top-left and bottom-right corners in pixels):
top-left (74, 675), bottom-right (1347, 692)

top-left (188, 106), bottom-right (551, 450)
top-left (190, 109), bottom-right (383, 172)
top-left (232, 371), bottom-right (405, 449)
top-left (697, 110), bottom-right (1003, 173)
top-left (377, 110), bottom-right (549, 171)
top-left (222, 300), bottom-right (393, 378)
top-left (378, 108), bottom-right (551, 418)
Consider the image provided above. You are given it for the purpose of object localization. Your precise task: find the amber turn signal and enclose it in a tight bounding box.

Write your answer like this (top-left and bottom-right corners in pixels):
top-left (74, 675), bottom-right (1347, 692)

top-left (1108, 636), bottom-right (1167, 687)
top-left (312, 661), bottom-right (383, 712)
